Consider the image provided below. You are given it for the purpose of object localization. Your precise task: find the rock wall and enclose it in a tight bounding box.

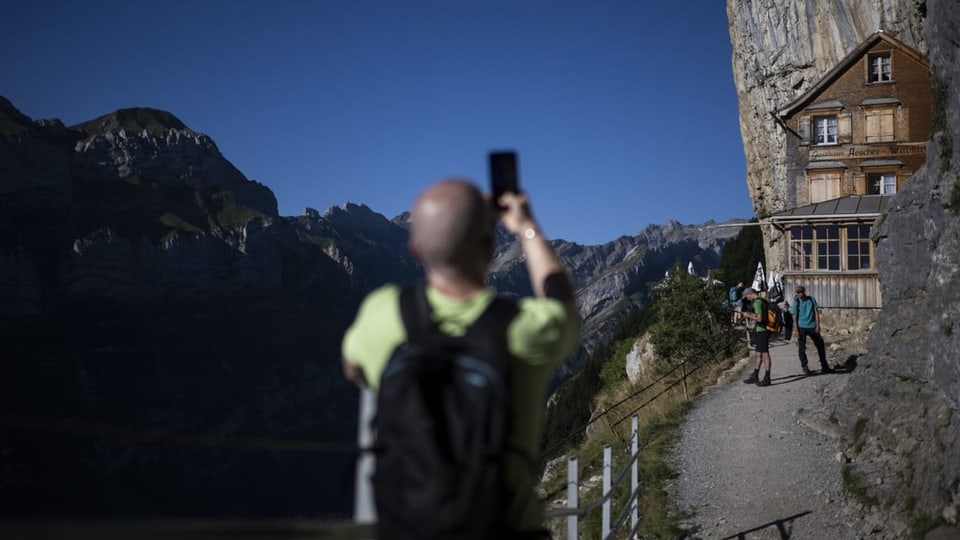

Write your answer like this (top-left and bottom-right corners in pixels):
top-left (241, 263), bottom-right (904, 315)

top-left (834, 0), bottom-right (960, 534)
top-left (729, 0), bottom-right (960, 534)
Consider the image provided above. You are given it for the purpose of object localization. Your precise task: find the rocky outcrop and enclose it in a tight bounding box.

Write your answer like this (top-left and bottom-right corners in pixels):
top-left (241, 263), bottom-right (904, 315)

top-left (729, 0), bottom-right (960, 534)
top-left (625, 334), bottom-right (656, 383)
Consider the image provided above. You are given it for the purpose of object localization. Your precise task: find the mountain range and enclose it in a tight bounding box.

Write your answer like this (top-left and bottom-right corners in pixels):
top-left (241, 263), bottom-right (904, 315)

top-left (0, 95), bottom-right (743, 517)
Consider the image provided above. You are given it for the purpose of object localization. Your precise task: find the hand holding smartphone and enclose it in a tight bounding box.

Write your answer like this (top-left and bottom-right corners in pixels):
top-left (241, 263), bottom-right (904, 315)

top-left (488, 150), bottom-right (520, 208)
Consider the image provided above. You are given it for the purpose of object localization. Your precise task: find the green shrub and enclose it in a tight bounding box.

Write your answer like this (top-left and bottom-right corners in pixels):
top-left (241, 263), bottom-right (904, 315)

top-left (648, 262), bottom-right (737, 372)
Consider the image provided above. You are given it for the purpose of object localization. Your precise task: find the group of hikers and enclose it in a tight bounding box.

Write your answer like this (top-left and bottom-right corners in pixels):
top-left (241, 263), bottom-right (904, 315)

top-left (729, 279), bottom-right (833, 387)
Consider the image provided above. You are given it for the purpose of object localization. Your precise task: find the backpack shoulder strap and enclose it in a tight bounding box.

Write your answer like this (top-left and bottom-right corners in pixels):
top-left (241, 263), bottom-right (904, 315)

top-left (757, 297), bottom-right (769, 324)
top-left (398, 283), bottom-right (435, 344)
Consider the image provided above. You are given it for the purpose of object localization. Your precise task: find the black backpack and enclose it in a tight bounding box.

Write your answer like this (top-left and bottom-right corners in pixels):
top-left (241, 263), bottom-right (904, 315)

top-left (372, 284), bottom-right (519, 540)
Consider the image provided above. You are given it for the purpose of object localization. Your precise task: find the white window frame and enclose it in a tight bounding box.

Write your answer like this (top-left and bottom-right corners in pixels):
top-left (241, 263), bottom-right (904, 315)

top-left (867, 172), bottom-right (897, 195)
top-left (813, 116), bottom-right (838, 145)
top-left (868, 53), bottom-right (892, 83)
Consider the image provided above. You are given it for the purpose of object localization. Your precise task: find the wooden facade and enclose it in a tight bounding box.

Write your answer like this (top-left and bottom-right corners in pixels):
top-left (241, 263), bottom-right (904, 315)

top-left (769, 32), bottom-right (931, 309)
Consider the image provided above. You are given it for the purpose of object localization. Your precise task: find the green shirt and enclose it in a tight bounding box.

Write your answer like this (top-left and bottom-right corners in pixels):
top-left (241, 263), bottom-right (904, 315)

top-left (342, 284), bottom-right (580, 530)
top-left (753, 298), bottom-right (767, 333)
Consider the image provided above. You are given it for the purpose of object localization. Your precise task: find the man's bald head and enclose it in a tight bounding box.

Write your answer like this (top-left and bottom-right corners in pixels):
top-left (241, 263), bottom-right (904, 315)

top-left (410, 179), bottom-right (493, 275)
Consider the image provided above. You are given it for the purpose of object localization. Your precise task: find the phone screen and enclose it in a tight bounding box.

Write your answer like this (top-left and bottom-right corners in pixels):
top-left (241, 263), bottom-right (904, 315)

top-left (488, 151), bottom-right (519, 207)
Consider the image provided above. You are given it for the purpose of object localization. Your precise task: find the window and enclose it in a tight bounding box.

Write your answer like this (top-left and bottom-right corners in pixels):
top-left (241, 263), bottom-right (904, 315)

top-left (846, 224), bottom-right (872, 270)
top-left (868, 53), bottom-right (892, 83)
top-left (864, 107), bottom-right (895, 142)
top-left (813, 116), bottom-right (837, 145)
top-left (789, 226), bottom-right (815, 271)
top-left (816, 225), bottom-right (840, 270)
top-left (867, 172), bottom-right (897, 194)
top-left (788, 224), bottom-right (872, 272)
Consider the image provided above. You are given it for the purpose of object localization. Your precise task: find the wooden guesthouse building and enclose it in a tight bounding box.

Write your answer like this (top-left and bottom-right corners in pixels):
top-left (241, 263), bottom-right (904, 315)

top-left (769, 31), bottom-right (932, 309)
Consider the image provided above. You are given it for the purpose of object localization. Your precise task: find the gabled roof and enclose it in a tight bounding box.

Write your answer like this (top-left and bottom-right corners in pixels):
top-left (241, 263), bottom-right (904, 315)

top-left (777, 31), bottom-right (928, 119)
top-left (770, 195), bottom-right (890, 222)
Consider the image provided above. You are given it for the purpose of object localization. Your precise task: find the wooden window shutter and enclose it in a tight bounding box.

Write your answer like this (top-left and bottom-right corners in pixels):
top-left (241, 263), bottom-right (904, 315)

top-left (798, 116), bottom-right (811, 145)
top-left (838, 112), bottom-right (852, 143)
top-left (880, 109), bottom-right (894, 141)
top-left (865, 110), bottom-right (880, 142)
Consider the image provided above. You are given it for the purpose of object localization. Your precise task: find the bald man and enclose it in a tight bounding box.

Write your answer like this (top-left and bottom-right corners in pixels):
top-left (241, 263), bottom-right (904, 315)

top-left (342, 178), bottom-right (579, 538)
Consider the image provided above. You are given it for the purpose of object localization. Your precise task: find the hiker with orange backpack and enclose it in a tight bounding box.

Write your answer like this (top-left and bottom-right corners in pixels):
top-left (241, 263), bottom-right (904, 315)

top-left (740, 287), bottom-right (773, 387)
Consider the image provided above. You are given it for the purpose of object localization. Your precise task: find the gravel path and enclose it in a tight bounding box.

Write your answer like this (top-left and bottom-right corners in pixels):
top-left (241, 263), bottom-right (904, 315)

top-left (670, 337), bottom-right (867, 540)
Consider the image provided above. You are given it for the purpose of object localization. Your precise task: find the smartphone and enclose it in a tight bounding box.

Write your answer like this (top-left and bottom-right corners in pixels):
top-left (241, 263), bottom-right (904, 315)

top-left (488, 150), bottom-right (520, 208)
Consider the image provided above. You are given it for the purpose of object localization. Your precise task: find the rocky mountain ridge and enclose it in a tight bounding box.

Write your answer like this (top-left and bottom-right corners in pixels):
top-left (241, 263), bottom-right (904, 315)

top-left (0, 95), bottom-right (742, 517)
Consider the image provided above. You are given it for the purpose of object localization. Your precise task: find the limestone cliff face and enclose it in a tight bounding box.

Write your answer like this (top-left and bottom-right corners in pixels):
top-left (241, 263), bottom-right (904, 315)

top-left (730, 0), bottom-right (960, 534)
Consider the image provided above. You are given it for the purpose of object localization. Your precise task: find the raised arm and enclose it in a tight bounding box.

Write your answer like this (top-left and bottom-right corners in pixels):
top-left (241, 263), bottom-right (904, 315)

top-left (497, 192), bottom-right (575, 307)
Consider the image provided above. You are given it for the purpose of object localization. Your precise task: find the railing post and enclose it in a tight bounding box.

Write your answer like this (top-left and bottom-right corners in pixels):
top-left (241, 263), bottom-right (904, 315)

top-left (353, 388), bottom-right (377, 523)
top-left (566, 455), bottom-right (579, 540)
top-left (602, 445), bottom-right (611, 539)
top-left (631, 415), bottom-right (639, 537)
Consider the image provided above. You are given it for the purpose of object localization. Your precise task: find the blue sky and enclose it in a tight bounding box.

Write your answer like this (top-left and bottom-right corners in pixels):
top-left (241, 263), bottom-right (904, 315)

top-left (2, 1), bottom-right (752, 246)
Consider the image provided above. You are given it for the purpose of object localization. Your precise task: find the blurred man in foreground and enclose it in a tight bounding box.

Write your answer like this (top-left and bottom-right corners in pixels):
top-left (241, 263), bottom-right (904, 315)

top-left (342, 178), bottom-right (579, 539)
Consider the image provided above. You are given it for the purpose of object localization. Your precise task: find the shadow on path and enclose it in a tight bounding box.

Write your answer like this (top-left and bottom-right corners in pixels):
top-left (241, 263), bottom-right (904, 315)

top-left (718, 510), bottom-right (813, 539)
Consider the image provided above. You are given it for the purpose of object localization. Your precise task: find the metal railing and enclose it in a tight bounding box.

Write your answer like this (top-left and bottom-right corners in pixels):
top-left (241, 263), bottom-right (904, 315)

top-left (543, 415), bottom-right (642, 540)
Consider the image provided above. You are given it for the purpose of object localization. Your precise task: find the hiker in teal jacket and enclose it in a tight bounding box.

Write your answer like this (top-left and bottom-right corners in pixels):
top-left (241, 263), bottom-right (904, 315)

top-left (790, 285), bottom-right (833, 375)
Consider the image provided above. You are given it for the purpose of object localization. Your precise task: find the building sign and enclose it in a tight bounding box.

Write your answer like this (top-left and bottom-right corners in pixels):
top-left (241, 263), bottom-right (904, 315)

top-left (809, 143), bottom-right (926, 161)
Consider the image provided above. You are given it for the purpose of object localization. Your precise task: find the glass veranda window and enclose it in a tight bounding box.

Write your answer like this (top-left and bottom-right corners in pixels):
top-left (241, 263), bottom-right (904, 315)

top-left (788, 225), bottom-right (841, 271)
top-left (846, 224), bottom-right (872, 270)
top-left (816, 225), bottom-right (840, 270)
